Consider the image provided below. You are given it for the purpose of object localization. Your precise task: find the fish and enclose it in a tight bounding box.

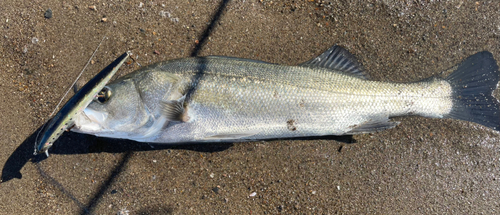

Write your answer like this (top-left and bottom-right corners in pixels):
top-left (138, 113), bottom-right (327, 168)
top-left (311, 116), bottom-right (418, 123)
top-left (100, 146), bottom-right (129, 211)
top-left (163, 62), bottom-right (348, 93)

top-left (71, 45), bottom-right (500, 144)
top-left (35, 52), bottom-right (129, 156)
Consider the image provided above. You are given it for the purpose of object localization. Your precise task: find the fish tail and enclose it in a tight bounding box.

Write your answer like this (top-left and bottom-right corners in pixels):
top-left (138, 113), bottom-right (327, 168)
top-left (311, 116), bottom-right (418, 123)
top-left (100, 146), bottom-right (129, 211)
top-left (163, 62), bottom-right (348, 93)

top-left (444, 51), bottom-right (500, 130)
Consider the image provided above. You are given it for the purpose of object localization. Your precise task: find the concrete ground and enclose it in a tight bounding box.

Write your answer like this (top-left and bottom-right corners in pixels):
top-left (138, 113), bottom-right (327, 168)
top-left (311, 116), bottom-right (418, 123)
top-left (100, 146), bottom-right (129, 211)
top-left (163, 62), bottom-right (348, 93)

top-left (1, 0), bottom-right (500, 214)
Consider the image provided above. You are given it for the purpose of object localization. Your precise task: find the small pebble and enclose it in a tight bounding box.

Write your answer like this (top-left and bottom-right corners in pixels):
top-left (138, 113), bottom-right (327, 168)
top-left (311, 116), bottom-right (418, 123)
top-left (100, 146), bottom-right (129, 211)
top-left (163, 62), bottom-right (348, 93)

top-left (89, 5), bottom-right (97, 11)
top-left (249, 192), bottom-right (257, 197)
top-left (32, 37), bottom-right (39, 44)
top-left (111, 189), bottom-right (118, 194)
top-left (44, 8), bottom-right (52, 19)
top-left (159, 11), bottom-right (170, 18)
top-left (101, 17), bottom-right (107, 22)
top-left (277, 205), bottom-right (283, 212)
top-left (212, 187), bottom-right (219, 194)
top-left (117, 208), bottom-right (129, 215)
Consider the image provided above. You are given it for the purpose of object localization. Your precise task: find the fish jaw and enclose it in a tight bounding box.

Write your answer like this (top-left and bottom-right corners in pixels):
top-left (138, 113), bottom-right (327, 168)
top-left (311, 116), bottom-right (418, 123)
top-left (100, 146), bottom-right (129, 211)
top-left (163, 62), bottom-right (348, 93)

top-left (74, 108), bottom-right (108, 133)
top-left (72, 108), bottom-right (167, 143)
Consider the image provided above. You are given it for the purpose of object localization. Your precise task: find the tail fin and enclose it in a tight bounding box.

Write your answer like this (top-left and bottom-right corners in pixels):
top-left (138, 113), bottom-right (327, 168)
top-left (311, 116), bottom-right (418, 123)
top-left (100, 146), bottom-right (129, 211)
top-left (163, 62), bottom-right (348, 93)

top-left (444, 51), bottom-right (500, 130)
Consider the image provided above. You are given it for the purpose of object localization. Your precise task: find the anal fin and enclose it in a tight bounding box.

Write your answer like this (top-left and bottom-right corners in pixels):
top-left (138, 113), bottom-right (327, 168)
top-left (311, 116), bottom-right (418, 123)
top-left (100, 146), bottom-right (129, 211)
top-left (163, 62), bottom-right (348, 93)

top-left (345, 116), bottom-right (400, 135)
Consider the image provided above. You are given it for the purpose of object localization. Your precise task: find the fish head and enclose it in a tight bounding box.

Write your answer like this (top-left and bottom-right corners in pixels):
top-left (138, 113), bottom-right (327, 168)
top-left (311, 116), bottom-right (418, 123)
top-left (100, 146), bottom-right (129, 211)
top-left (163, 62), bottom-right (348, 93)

top-left (73, 77), bottom-right (151, 138)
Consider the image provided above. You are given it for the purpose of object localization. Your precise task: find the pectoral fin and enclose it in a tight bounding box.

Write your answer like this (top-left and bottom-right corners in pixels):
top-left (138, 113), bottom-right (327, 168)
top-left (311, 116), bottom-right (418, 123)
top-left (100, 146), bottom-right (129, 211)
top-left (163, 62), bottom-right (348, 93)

top-left (160, 96), bottom-right (190, 122)
top-left (345, 116), bottom-right (400, 135)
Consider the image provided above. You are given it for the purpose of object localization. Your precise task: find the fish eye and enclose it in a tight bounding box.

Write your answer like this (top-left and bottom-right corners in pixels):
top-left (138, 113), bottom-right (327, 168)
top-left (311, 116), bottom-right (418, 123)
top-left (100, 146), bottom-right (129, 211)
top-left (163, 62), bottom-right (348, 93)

top-left (95, 86), bottom-right (112, 103)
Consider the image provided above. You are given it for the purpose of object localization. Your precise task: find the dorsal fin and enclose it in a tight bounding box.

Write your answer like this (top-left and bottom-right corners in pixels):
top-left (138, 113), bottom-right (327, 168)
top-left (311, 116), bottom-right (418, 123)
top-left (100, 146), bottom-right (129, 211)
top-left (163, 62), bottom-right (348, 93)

top-left (299, 45), bottom-right (368, 79)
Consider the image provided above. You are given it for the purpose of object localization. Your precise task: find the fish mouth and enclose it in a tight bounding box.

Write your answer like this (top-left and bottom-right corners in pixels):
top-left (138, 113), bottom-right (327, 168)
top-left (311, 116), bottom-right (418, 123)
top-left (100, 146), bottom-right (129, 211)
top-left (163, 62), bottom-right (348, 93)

top-left (73, 108), bottom-right (108, 133)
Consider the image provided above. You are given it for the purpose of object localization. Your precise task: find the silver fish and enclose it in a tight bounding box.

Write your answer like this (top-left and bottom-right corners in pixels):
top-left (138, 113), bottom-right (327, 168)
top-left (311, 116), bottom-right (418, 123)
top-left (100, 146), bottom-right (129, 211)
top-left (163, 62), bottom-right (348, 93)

top-left (72, 46), bottom-right (500, 144)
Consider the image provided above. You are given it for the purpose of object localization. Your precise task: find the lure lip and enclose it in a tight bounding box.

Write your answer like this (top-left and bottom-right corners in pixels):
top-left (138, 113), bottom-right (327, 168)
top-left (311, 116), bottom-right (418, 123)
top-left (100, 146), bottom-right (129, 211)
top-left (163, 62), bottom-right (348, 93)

top-left (35, 52), bottom-right (130, 156)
